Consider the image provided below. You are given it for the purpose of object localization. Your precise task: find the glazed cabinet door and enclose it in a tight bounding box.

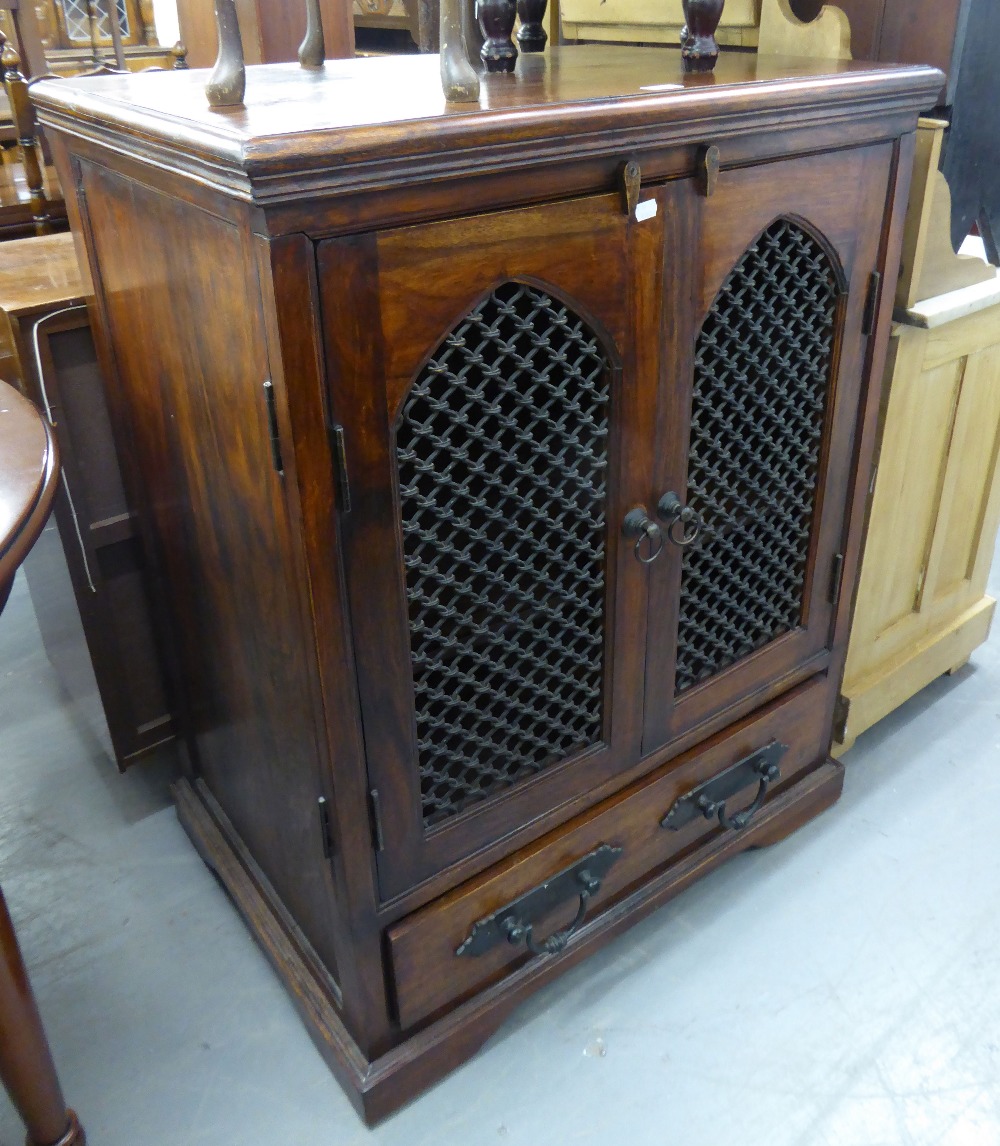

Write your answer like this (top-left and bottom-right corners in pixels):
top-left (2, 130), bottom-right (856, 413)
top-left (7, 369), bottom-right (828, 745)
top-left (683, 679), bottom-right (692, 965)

top-left (318, 193), bottom-right (660, 899)
top-left (643, 143), bottom-right (896, 752)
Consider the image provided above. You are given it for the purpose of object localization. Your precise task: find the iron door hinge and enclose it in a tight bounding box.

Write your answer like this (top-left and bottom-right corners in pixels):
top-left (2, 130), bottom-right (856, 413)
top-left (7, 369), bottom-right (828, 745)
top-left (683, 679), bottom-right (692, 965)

top-left (697, 143), bottom-right (721, 198)
top-left (833, 694), bottom-right (851, 744)
top-left (368, 788), bottom-right (385, 853)
top-left (620, 159), bottom-right (641, 219)
top-left (318, 796), bottom-right (334, 861)
top-left (829, 552), bottom-right (845, 609)
top-left (263, 379), bottom-right (284, 475)
top-left (331, 424), bottom-right (351, 513)
top-left (862, 270), bottom-right (882, 337)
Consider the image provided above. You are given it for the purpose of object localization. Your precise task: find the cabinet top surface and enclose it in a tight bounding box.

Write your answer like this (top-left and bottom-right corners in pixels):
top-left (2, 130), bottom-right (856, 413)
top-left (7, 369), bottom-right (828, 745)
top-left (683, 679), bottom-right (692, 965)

top-left (33, 47), bottom-right (942, 203)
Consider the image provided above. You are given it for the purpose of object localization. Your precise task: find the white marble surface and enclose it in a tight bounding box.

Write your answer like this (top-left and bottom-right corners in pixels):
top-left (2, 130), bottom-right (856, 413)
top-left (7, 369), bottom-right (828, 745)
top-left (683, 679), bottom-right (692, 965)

top-left (1, 536), bottom-right (998, 1146)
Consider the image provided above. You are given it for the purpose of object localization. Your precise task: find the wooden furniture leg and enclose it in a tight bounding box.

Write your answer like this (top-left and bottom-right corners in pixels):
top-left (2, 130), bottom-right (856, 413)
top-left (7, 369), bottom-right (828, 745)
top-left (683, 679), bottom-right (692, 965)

top-left (0, 887), bottom-right (84, 1146)
top-left (0, 379), bottom-right (83, 1144)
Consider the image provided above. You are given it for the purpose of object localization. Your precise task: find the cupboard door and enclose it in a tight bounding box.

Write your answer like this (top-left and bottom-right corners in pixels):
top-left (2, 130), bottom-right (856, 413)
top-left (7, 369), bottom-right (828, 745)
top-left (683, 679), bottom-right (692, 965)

top-left (319, 194), bottom-right (657, 899)
top-left (643, 144), bottom-right (895, 752)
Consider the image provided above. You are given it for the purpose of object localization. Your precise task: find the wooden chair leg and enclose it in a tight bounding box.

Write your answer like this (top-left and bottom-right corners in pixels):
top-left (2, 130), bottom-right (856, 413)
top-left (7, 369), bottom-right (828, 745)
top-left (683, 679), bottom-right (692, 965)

top-left (0, 886), bottom-right (85, 1146)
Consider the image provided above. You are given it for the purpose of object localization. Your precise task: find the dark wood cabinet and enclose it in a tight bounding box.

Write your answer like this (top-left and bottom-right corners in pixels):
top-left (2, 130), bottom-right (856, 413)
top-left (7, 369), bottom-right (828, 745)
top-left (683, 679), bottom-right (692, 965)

top-left (34, 49), bottom-right (939, 1122)
top-left (0, 234), bottom-right (174, 769)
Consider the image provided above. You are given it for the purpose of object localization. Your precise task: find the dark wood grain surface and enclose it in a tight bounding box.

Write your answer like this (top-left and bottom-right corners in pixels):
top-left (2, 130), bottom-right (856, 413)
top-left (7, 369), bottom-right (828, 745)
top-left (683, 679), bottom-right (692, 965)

top-left (0, 233), bottom-right (175, 768)
top-left (74, 160), bottom-right (346, 985)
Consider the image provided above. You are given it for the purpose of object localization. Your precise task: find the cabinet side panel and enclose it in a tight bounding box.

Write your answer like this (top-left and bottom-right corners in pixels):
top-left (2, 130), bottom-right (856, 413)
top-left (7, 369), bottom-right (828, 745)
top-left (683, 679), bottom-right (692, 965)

top-left (933, 347), bottom-right (1000, 595)
top-left (76, 161), bottom-right (342, 983)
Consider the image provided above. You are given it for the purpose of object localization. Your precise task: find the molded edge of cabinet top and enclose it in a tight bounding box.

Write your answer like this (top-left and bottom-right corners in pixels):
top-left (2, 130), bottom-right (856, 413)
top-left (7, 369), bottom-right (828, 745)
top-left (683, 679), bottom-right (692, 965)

top-left (32, 47), bottom-right (942, 205)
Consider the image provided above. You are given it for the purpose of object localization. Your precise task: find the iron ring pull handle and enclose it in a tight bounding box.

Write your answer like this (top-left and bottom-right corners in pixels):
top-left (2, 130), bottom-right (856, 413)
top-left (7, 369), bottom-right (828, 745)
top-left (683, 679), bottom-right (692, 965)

top-left (657, 491), bottom-right (703, 547)
top-left (622, 506), bottom-right (665, 565)
top-left (502, 870), bottom-right (602, 956)
top-left (697, 759), bottom-right (780, 832)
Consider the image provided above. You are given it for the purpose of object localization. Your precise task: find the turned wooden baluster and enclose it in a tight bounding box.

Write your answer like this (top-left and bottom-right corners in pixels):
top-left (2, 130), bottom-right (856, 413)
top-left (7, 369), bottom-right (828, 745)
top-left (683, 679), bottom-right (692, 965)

top-left (171, 40), bottom-right (189, 69)
top-left (206, 0), bottom-right (246, 108)
top-left (462, 0), bottom-right (485, 64)
top-left (681, 0), bottom-right (725, 73)
top-left (105, 0), bottom-right (128, 71)
top-left (516, 0), bottom-right (548, 51)
top-left (299, 0), bottom-right (325, 68)
top-left (0, 35), bottom-right (51, 236)
top-left (441, 0), bottom-right (480, 101)
top-left (0, 888), bottom-right (85, 1146)
top-left (0, 383), bottom-right (82, 1144)
top-left (478, 0), bottom-right (517, 72)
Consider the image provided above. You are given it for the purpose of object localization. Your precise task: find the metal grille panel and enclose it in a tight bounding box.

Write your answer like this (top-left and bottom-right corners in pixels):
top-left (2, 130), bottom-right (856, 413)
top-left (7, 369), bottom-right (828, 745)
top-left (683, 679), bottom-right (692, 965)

top-left (396, 282), bottom-right (612, 828)
top-left (675, 219), bottom-right (839, 693)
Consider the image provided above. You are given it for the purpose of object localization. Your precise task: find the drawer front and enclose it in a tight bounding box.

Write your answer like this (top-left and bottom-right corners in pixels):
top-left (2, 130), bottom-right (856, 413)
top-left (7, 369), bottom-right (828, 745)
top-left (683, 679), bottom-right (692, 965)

top-left (388, 676), bottom-right (830, 1030)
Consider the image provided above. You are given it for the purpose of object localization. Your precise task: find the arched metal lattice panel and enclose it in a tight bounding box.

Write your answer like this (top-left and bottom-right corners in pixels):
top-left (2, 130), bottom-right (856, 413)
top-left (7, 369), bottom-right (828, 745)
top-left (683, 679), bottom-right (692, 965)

top-left (675, 219), bottom-right (841, 694)
top-left (396, 281), bottom-right (613, 827)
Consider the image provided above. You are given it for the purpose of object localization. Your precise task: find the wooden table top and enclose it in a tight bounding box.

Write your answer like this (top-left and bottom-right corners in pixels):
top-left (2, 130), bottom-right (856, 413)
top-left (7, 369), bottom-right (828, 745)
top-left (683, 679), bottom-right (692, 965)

top-left (0, 232), bottom-right (82, 318)
top-left (0, 378), bottom-right (58, 595)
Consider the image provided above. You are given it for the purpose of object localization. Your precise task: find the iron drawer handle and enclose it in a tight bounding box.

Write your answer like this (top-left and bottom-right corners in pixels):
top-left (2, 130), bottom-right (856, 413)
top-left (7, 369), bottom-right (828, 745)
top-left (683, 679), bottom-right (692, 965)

top-left (698, 758), bottom-right (780, 832)
top-left (501, 869), bottom-right (602, 956)
top-left (657, 491), bottom-right (703, 547)
top-left (623, 506), bottom-right (665, 565)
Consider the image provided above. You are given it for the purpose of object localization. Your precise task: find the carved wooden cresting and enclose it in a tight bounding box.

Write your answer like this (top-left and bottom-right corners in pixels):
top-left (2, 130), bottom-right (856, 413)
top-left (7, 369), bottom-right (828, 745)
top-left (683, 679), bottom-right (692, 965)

top-left (32, 49), bottom-right (941, 1123)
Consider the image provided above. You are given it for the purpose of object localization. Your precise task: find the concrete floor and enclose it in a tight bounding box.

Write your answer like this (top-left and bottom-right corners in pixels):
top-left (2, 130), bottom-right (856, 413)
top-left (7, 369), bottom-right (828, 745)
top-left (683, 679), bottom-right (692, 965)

top-left (2, 541), bottom-right (999, 1146)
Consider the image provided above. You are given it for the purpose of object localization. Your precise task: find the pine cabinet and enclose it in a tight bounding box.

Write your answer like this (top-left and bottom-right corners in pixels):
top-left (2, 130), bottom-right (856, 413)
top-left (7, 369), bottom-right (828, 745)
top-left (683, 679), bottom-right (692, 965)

top-left (835, 119), bottom-right (1000, 751)
top-left (34, 48), bottom-right (939, 1122)
top-left (560, 0), bottom-right (761, 48)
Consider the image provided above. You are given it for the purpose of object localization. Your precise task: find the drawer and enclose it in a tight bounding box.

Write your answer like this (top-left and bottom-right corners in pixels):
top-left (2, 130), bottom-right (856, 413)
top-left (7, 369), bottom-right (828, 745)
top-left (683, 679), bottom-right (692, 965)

top-left (387, 676), bottom-right (831, 1030)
